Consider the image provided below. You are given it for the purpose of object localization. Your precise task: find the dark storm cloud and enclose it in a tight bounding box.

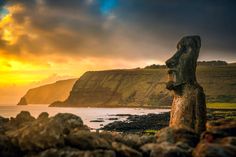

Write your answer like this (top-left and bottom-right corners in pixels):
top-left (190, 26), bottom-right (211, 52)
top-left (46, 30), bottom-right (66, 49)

top-left (2, 0), bottom-right (236, 62)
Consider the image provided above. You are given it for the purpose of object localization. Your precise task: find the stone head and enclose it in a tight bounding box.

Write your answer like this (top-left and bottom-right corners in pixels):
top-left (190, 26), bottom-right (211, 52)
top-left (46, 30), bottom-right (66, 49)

top-left (166, 36), bottom-right (201, 90)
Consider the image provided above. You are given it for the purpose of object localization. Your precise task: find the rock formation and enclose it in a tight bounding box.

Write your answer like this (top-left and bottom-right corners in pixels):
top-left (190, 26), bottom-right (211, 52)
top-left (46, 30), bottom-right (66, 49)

top-left (17, 79), bottom-right (77, 105)
top-left (50, 70), bottom-right (171, 107)
top-left (166, 36), bottom-right (206, 134)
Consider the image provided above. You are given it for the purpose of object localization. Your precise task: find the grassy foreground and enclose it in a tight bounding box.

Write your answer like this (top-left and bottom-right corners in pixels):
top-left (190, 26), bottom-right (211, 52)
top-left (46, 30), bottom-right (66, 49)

top-left (207, 103), bottom-right (236, 109)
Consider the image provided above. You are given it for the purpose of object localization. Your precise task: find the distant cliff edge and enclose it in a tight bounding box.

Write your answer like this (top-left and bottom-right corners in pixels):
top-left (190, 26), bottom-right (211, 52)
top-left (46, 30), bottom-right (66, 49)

top-left (17, 79), bottom-right (77, 105)
top-left (18, 63), bottom-right (236, 107)
top-left (50, 64), bottom-right (236, 107)
top-left (50, 69), bottom-right (171, 107)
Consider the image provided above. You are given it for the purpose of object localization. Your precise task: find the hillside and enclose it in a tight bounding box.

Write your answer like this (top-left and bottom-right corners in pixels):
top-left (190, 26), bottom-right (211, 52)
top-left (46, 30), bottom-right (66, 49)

top-left (17, 79), bottom-right (77, 105)
top-left (50, 65), bottom-right (236, 107)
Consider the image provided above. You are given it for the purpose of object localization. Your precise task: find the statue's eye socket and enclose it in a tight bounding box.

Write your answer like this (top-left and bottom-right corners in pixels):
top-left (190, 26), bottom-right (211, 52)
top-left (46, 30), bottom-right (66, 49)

top-left (181, 46), bottom-right (187, 52)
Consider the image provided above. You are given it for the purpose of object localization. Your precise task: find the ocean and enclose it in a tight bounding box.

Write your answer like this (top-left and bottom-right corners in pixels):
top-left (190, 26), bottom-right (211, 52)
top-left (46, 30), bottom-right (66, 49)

top-left (0, 105), bottom-right (170, 129)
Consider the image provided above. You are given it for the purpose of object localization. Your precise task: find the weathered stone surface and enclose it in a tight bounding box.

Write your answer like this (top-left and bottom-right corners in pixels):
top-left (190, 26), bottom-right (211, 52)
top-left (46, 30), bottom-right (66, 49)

top-left (157, 127), bottom-right (199, 147)
top-left (0, 134), bottom-right (22, 157)
top-left (166, 35), bottom-right (206, 134)
top-left (5, 111), bottom-right (36, 131)
top-left (53, 113), bottom-right (84, 134)
top-left (141, 142), bottom-right (191, 157)
top-left (6, 113), bottom-right (84, 151)
top-left (194, 119), bottom-right (236, 157)
top-left (111, 142), bottom-right (142, 157)
top-left (220, 137), bottom-right (236, 146)
top-left (103, 112), bottom-right (169, 132)
top-left (0, 116), bottom-right (9, 133)
top-left (30, 148), bottom-right (116, 157)
top-left (37, 112), bottom-right (49, 120)
top-left (193, 143), bottom-right (236, 157)
top-left (65, 130), bottom-right (112, 150)
top-left (206, 119), bottom-right (236, 137)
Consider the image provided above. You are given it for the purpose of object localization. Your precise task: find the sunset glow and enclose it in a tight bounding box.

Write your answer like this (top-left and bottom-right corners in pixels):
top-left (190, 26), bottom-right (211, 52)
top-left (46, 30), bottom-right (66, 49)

top-left (0, 0), bottom-right (235, 104)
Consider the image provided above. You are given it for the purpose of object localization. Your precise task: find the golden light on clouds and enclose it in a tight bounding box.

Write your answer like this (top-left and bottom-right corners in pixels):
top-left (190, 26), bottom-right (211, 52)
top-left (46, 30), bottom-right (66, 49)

top-left (0, 5), bottom-right (23, 45)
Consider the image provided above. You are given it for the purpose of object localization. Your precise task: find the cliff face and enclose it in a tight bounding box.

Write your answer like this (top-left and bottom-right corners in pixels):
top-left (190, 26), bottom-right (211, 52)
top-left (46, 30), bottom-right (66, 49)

top-left (51, 69), bottom-right (171, 107)
top-left (17, 79), bottom-right (77, 105)
top-left (51, 65), bottom-right (236, 107)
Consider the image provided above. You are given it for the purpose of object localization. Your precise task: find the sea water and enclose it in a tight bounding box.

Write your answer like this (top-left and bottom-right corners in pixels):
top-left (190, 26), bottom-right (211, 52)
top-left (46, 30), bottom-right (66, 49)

top-left (0, 105), bottom-right (170, 129)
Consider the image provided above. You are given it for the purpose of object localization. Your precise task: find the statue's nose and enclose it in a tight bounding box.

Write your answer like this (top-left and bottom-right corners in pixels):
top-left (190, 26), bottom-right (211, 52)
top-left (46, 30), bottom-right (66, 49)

top-left (165, 59), bottom-right (177, 68)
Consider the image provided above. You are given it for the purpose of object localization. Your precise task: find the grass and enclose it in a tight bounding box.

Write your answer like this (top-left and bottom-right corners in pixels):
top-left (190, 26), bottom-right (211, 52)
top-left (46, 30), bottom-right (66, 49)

top-left (207, 103), bottom-right (236, 109)
top-left (143, 130), bottom-right (158, 135)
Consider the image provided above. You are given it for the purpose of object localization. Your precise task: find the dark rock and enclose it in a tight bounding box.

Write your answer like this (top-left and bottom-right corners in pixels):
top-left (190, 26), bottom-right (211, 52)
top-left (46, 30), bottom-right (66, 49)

top-left (141, 142), bottom-right (191, 157)
top-left (113, 134), bottom-right (156, 150)
top-left (150, 143), bottom-right (191, 157)
top-left (140, 143), bottom-right (158, 157)
top-left (111, 142), bottom-right (142, 157)
top-left (0, 134), bottom-right (22, 157)
top-left (8, 111), bottom-right (36, 129)
top-left (66, 130), bottom-right (112, 150)
top-left (193, 143), bottom-right (236, 157)
top-left (31, 148), bottom-right (116, 157)
top-left (53, 113), bottom-right (84, 134)
top-left (0, 116), bottom-right (9, 133)
top-left (6, 117), bottom-right (64, 151)
top-left (157, 127), bottom-right (199, 147)
top-left (37, 112), bottom-right (49, 120)
top-left (206, 119), bottom-right (236, 137)
top-left (108, 118), bottom-right (119, 120)
top-left (114, 114), bottom-right (132, 117)
top-left (0, 116), bottom-right (9, 124)
top-left (220, 137), bottom-right (236, 146)
top-left (103, 112), bottom-right (169, 132)
top-left (115, 134), bottom-right (142, 149)
top-left (90, 119), bottom-right (105, 122)
top-left (6, 113), bottom-right (84, 151)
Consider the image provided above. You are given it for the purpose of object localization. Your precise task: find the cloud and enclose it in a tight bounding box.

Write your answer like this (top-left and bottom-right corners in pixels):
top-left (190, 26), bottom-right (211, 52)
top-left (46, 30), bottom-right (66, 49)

top-left (0, 0), bottom-right (235, 63)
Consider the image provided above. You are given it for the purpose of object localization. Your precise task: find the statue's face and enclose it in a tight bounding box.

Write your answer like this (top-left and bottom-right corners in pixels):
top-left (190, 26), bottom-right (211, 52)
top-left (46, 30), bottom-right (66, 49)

top-left (165, 36), bottom-right (200, 90)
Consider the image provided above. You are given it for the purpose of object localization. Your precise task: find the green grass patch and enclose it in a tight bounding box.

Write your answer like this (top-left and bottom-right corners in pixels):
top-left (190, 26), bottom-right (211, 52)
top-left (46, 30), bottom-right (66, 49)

top-left (143, 130), bottom-right (158, 134)
top-left (207, 103), bottom-right (236, 109)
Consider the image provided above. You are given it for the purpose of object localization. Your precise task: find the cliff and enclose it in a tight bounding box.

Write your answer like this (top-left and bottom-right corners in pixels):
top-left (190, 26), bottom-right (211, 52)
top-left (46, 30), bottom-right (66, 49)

top-left (51, 69), bottom-right (171, 107)
top-left (50, 65), bottom-right (236, 107)
top-left (17, 79), bottom-right (77, 105)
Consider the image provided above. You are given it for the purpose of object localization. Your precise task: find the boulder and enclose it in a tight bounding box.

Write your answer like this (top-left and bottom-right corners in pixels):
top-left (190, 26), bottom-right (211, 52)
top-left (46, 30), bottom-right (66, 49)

top-left (6, 113), bottom-right (85, 151)
top-left (113, 133), bottom-right (156, 149)
top-left (157, 127), bottom-right (199, 147)
top-left (206, 119), bottom-right (236, 137)
top-left (30, 148), bottom-right (116, 157)
top-left (52, 113), bottom-right (84, 134)
top-left (0, 116), bottom-right (9, 133)
top-left (193, 143), bottom-right (236, 157)
top-left (66, 130), bottom-right (112, 150)
top-left (8, 111), bottom-right (35, 129)
top-left (111, 142), bottom-right (142, 157)
top-left (141, 142), bottom-right (191, 157)
top-left (0, 134), bottom-right (22, 157)
top-left (37, 112), bottom-right (49, 120)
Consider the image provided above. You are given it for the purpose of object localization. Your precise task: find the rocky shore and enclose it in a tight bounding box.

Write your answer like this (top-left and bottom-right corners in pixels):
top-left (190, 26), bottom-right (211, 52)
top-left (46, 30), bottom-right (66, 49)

top-left (102, 112), bottom-right (170, 132)
top-left (0, 111), bottom-right (236, 157)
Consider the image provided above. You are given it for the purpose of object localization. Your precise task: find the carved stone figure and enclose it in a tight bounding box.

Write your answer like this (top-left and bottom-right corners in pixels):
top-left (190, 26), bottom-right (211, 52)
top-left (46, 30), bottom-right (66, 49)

top-left (165, 35), bottom-right (206, 134)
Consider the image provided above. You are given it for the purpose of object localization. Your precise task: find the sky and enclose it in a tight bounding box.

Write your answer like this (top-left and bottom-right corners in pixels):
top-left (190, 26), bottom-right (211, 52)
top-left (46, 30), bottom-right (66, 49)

top-left (0, 0), bottom-right (236, 104)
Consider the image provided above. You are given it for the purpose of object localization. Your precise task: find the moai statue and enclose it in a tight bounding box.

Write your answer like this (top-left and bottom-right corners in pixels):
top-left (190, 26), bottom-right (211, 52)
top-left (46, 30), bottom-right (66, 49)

top-left (165, 36), bottom-right (206, 134)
